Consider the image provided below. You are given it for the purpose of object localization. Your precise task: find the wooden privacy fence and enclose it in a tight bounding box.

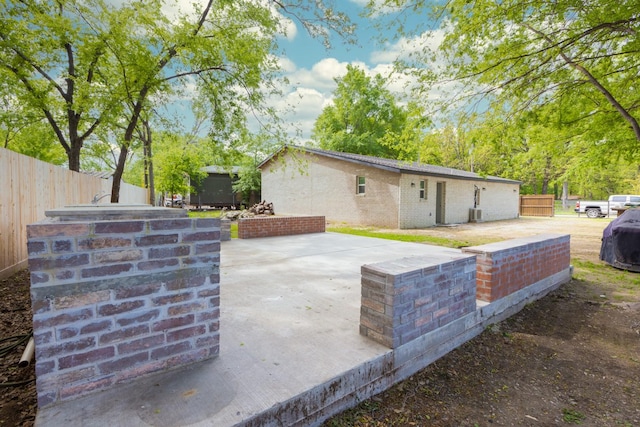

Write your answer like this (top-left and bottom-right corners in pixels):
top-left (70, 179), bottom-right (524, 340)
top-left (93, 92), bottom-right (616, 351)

top-left (0, 148), bottom-right (148, 279)
top-left (520, 194), bottom-right (555, 217)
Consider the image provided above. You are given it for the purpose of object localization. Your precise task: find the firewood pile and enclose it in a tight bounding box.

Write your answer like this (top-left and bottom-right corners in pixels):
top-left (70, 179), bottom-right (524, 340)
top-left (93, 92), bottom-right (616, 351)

top-left (221, 201), bottom-right (274, 221)
top-left (249, 200), bottom-right (274, 215)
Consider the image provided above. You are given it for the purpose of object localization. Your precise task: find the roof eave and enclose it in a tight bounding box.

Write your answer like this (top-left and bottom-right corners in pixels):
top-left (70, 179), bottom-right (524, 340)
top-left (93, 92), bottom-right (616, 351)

top-left (259, 145), bottom-right (522, 185)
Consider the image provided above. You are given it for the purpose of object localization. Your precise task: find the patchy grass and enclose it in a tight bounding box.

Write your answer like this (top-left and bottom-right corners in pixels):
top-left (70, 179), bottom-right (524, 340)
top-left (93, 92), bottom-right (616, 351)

top-left (188, 210), bottom-right (223, 218)
top-left (326, 226), bottom-right (473, 248)
top-left (555, 200), bottom-right (577, 215)
top-left (328, 219), bottom-right (640, 302)
top-left (562, 408), bottom-right (586, 424)
top-left (571, 259), bottom-right (640, 300)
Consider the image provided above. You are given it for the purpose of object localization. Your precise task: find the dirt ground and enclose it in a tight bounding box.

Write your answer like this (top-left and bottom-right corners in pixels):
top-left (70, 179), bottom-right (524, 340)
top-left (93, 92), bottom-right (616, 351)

top-left (0, 268), bottom-right (36, 426)
top-left (324, 216), bottom-right (640, 427)
top-left (1, 216), bottom-right (639, 427)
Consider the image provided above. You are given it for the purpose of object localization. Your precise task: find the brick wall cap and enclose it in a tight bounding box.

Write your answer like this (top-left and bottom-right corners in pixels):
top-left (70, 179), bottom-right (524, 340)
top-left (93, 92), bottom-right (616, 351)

top-left (363, 253), bottom-right (475, 275)
top-left (463, 233), bottom-right (569, 254)
top-left (45, 205), bottom-right (187, 222)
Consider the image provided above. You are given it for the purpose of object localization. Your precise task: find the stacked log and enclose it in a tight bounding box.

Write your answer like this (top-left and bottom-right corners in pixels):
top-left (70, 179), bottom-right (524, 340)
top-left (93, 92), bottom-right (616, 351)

top-left (249, 201), bottom-right (274, 215)
top-left (221, 201), bottom-right (274, 220)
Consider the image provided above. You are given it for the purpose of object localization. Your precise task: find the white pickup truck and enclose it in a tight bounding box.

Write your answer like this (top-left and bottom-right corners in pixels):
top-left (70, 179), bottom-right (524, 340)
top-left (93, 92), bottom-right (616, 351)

top-left (575, 195), bottom-right (640, 218)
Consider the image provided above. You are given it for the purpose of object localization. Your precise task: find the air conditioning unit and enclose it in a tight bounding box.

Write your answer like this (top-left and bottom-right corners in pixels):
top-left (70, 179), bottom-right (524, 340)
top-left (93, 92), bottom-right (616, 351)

top-left (469, 208), bottom-right (483, 222)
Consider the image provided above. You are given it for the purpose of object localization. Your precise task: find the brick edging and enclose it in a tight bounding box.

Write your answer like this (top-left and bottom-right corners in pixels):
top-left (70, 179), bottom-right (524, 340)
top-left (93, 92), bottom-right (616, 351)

top-left (237, 216), bottom-right (325, 239)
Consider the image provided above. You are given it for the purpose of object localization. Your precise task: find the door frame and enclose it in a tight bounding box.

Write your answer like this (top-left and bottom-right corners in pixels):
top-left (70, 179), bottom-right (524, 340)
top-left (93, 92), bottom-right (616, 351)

top-left (436, 181), bottom-right (446, 224)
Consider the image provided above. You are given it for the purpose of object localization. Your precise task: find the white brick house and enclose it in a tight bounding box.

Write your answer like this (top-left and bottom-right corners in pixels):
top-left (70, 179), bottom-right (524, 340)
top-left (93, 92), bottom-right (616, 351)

top-left (259, 146), bottom-right (521, 229)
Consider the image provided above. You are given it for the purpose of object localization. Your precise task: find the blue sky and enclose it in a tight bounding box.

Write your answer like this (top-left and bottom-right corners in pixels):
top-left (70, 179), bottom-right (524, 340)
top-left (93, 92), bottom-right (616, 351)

top-left (167, 0), bottom-right (442, 144)
top-left (283, 2), bottom-right (376, 69)
top-left (268, 0), bottom-right (416, 142)
top-left (263, 0), bottom-right (450, 144)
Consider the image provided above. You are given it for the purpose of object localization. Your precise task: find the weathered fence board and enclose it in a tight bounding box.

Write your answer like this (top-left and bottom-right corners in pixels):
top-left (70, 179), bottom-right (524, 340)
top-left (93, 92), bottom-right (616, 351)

top-left (0, 148), bottom-right (148, 278)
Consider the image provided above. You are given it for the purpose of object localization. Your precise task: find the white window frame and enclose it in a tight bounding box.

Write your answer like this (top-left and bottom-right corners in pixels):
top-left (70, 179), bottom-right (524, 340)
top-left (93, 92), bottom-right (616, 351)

top-left (419, 180), bottom-right (426, 200)
top-left (356, 176), bottom-right (366, 195)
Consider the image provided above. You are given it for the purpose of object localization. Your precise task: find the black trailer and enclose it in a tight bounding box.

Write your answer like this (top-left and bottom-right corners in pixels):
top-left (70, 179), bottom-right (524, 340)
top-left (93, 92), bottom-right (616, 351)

top-left (191, 167), bottom-right (242, 209)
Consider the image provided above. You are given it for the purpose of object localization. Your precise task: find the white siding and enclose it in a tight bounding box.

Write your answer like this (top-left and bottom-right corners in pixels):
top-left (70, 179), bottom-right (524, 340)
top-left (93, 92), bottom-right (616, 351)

top-left (473, 181), bottom-right (521, 221)
top-left (398, 175), bottom-right (520, 227)
top-left (261, 149), bottom-right (520, 229)
top-left (261, 152), bottom-right (401, 228)
top-left (440, 178), bottom-right (471, 224)
top-left (398, 174), bottom-right (435, 228)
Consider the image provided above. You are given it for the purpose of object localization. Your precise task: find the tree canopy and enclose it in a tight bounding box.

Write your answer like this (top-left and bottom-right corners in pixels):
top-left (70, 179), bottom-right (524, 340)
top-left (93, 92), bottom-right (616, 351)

top-left (363, 0), bottom-right (640, 195)
top-left (311, 64), bottom-right (423, 158)
top-left (372, 0), bottom-right (640, 148)
top-left (0, 0), bottom-right (354, 201)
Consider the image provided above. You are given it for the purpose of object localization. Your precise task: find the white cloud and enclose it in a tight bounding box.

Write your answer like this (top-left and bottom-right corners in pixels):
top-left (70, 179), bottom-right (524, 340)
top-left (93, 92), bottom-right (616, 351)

top-left (280, 87), bottom-right (332, 138)
top-left (279, 16), bottom-right (298, 41)
top-left (265, 56), bottom-right (422, 142)
top-left (371, 29), bottom-right (447, 66)
top-left (276, 56), bottom-right (297, 73)
top-left (286, 58), bottom-right (365, 91)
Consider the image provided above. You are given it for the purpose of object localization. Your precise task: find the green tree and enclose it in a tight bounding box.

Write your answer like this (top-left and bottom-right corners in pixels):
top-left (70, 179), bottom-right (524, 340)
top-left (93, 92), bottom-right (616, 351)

top-left (0, 66), bottom-right (66, 164)
top-left (449, 101), bottom-right (640, 197)
top-left (379, 101), bottom-right (431, 161)
top-left (2, 118), bottom-right (66, 165)
top-left (368, 0), bottom-right (640, 159)
top-left (0, 0), bottom-right (119, 171)
top-left (153, 133), bottom-right (210, 204)
top-left (229, 131), bottom-right (280, 204)
top-left (311, 65), bottom-right (416, 158)
top-left (0, 0), bottom-right (354, 202)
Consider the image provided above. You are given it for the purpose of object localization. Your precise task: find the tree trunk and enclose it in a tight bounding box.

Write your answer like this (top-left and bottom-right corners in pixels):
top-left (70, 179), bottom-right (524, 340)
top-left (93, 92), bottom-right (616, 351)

top-left (541, 179), bottom-right (549, 195)
top-left (110, 146), bottom-right (128, 203)
top-left (541, 156), bottom-right (552, 194)
top-left (67, 137), bottom-right (83, 172)
top-left (141, 120), bottom-right (155, 206)
top-left (562, 181), bottom-right (569, 209)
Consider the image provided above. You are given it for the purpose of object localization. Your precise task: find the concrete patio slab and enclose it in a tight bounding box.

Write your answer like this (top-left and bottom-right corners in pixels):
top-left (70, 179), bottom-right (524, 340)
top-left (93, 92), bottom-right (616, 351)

top-left (35, 233), bottom-right (462, 427)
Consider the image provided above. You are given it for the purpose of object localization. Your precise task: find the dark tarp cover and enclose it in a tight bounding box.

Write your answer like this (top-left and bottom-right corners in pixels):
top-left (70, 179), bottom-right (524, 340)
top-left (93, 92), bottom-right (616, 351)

top-left (600, 208), bottom-right (640, 272)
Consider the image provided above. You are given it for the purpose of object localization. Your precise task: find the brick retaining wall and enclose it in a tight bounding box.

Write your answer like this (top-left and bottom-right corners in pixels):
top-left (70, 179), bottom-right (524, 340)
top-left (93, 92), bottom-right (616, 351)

top-left (237, 215), bottom-right (325, 239)
top-left (27, 207), bottom-right (221, 408)
top-left (360, 234), bottom-right (571, 349)
top-left (360, 254), bottom-right (477, 348)
top-left (462, 234), bottom-right (570, 302)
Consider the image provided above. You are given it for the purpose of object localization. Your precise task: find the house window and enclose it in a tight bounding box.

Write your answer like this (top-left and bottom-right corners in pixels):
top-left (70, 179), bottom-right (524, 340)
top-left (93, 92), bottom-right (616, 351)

top-left (419, 180), bottom-right (426, 199)
top-left (356, 176), bottom-right (366, 194)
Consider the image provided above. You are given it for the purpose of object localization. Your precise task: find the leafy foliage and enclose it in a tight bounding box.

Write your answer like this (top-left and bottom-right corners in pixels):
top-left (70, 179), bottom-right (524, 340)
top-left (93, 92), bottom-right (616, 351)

top-left (0, 0), bottom-right (354, 201)
top-left (366, 0), bottom-right (640, 195)
top-left (152, 133), bottom-right (210, 200)
top-left (311, 65), bottom-right (422, 159)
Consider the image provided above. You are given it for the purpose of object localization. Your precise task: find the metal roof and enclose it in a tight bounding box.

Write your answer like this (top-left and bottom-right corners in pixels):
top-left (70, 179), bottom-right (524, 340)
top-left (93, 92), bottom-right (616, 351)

top-left (260, 145), bottom-right (521, 185)
top-left (201, 165), bottom-right (241, 174)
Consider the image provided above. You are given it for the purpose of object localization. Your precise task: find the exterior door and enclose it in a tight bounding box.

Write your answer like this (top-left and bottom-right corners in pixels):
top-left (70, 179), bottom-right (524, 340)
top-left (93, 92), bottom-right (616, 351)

top-left (436, 182), bottom-right (446, 224)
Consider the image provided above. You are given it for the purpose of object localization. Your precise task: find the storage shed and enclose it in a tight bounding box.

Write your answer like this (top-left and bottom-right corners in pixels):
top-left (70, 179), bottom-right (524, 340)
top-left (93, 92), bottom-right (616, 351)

top-left (190, 166), bottom-right (242, 208)
top-left (259, 146), bottom-right (521, 229)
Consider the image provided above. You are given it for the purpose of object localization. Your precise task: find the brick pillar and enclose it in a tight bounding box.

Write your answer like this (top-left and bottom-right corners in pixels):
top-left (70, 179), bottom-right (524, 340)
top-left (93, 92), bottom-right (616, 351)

top-left (360, 254), bottom-right (476, 349)
top-left (27, 206), bottom-right (220, 408)
top-left (220, 218), bottom-right (231, 241)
